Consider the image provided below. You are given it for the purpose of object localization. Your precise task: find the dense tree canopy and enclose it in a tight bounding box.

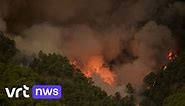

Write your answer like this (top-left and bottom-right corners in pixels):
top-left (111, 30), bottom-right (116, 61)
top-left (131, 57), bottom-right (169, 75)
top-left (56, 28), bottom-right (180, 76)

top-left (163, 88), bottom-right (185, 106)
top-left (0, 32), bottom-right (18, 63)
top-left (0, 32), bottom-right (135, 106)
top-left (3, 30), bottom-right (185, 106)
top-left (141, 51), bottom-right (185, 106)
top-left (0, 63), bottom-right (38, 106)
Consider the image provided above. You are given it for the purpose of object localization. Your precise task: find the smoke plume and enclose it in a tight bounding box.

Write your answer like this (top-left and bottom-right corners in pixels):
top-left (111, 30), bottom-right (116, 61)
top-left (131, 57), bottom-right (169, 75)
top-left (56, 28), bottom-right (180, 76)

top-left (0, 0), bottom-right (183, 96)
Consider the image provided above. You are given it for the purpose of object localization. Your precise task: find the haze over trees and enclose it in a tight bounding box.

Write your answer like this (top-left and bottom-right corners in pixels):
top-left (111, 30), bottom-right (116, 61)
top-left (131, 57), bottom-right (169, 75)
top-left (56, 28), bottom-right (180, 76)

top-left (141, 51), bottom-right (185, 106)
top-left (1, 31), bottom-right (185, 106)
top-left (0, 32), bottom-right (135, 106)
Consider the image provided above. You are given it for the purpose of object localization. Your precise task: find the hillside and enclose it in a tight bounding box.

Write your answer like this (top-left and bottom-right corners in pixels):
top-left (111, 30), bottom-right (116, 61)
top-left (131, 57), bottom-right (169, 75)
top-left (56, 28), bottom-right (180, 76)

top-left (0, 32), bottom-right (135, 106)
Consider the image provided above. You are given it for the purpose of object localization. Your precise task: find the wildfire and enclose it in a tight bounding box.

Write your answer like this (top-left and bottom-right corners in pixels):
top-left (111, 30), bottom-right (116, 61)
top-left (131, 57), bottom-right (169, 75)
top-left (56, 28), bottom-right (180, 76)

top-left (83, 56), bottom-right (115, 85)
top-left (70, 56), bottom-right (115, 85)
top-left (167, 51), bottom-right (177, 60)
top-left (163, 50), bottom-right (177, 70)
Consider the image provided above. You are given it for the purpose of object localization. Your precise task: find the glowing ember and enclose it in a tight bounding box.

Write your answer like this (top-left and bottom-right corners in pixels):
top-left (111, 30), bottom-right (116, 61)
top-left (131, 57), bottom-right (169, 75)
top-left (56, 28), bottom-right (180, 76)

top-left (162, 50), bottom-right (177, 70)
top-left (163, 66), bottom-right (167, 70)
top-left (167, 51), bottom-right (177, 60)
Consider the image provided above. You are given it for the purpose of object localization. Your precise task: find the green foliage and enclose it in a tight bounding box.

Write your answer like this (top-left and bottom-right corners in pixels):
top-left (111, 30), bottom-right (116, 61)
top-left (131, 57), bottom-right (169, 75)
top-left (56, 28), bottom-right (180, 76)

top-left (163, 88), bottom-right (185, 106)
top-left (0, 63), bottom-right (38, 106)
top-left (0, 32), bottom-right (18, 63)
top-left (143, 72), bottom-right (157, 86)
top-left (31, 51), bottom-right (131, 106)
top-left (126, 83), bottom-right (135, 94)
top-left (0, 32), bottom-right (136, 106)
top-left (141, 51), bottom-right (185, 106)
top-left (124, 83), bottom-right (135, 106)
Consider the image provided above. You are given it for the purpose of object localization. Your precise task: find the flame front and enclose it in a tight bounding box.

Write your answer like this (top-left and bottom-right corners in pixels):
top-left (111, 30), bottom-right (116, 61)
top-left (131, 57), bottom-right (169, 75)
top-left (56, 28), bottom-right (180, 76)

top-left (71, 56), bottom-right (115, 85)
top-left (83, 56), bottom-right (115, 85)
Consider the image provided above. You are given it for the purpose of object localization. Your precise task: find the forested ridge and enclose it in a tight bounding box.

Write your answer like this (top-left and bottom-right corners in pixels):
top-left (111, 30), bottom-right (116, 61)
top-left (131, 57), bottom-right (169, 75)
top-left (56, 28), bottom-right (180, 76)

top-left (0, 32), bottom-right (185, 106)
top-left (0, 33), bottom-right (135, 106)
top-left (141, 50), bottom-right (185, 106)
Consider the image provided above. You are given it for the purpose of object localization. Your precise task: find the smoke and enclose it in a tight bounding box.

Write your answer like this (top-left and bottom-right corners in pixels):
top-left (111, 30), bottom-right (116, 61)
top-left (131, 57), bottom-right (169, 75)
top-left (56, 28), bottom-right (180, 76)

top-left (15, 23), bottom-right (62, 55)
top-left (0, 3), bottom-right (6, 32)
top-left (0, 0), bottom-right (183, 96)
top-left (116, 21), bottom-right (175, 87)
top-left (0, 17), bottom-right (6, 32)
top-left (14, 21), bottom-right (175, 96)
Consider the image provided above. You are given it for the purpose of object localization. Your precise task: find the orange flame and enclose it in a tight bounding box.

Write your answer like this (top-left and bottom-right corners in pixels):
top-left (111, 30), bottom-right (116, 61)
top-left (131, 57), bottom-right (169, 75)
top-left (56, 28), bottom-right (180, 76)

top-left (83, 56), bottom-right (115, 85)
top-left (163, 50), bottom-right (177, 70)
top-left (70, 56), bottom-right (115, 85)
top-left (167, 50), bottom-right (177, 60)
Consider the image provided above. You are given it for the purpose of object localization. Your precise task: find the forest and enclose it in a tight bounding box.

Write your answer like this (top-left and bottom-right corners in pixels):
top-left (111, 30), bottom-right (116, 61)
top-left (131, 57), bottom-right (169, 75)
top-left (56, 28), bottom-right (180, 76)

top-left (0, 29), bottom-right (185, 106)
top-left (0, 32), bottom-right (135, 106)
top-left (0, 0), bottom-right (185, 106)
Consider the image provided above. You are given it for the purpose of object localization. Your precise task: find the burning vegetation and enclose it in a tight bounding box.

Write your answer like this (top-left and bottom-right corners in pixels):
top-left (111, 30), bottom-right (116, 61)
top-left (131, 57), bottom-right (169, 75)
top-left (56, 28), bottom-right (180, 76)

top-left (0, 0), bottom-right (185, 105)
top-left (167, 50), bottom-right (177, 61)
top-left (163, 50), bottom-right (177, 70)
top-left (71, 56), bottom-right (116, 85)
